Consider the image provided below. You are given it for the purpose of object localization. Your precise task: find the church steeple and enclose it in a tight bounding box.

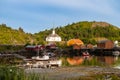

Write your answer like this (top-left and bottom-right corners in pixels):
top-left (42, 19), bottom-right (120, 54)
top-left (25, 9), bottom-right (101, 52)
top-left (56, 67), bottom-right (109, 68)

top-left (46, 27), bottom-right (62, 42)
top-left (52, 29), bottom-right (55, 34)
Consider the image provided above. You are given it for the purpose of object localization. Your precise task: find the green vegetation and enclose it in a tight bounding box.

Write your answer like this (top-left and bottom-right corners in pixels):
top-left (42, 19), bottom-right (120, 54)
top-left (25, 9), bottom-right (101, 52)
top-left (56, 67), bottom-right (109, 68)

top-left (0, 21), bottom-right (120, 45)
top-left (35, 21), bottom-right (120, 45)
top-left (0, 66), bottom-right (47, 80)
top-left (94, 74), bottom-right (120, 80)
top-left (113, 57), bottom-right (120, 67)
top-left (61, 57), bottom-right (71, 67)
top-left (81, 57), bottom-right (105, 66)
top-left (0, 24), bottom-right (34, 45)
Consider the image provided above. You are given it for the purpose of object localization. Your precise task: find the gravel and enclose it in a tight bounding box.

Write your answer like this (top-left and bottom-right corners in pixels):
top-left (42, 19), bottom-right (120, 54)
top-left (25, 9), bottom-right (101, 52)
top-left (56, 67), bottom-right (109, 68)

top-left (25, 66), bottom-right (120, 80)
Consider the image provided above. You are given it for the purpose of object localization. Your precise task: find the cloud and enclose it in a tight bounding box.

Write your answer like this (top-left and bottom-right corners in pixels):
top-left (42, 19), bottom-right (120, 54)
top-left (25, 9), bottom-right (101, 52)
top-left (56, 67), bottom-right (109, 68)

top-left (47, 0), bottom-right (117, 15)
top-left (2, 0), bottom-right (118, 15)
top-left (1, 0), bottom-right (120, 33)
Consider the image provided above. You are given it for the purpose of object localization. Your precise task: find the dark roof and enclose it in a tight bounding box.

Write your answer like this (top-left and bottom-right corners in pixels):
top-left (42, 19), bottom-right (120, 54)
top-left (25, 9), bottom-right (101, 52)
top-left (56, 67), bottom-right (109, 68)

top-left (98, 40), bottom-right (112, 43)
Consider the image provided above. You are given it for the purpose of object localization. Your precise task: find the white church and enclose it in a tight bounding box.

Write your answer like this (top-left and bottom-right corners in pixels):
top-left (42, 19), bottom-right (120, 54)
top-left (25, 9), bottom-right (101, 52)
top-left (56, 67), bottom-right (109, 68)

top-left (46, 29), bottom-right (62, 43)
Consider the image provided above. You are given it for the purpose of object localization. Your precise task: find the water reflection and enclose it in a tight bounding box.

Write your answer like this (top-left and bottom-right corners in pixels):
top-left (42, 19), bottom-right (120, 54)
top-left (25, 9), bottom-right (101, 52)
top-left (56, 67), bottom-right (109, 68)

top-left (66, 56), bottom-right (120, 66)
top-left (67, 57), bottom-right (83, 65)
top-left (97, 56), bottom-right (115, 65)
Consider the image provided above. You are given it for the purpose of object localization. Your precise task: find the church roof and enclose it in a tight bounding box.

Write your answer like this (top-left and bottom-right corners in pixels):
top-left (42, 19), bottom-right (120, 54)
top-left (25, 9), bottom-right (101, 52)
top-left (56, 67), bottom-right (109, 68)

top-left (46, 29), bottom-right (61, 42)
top-left (47, 33), bottom-right (60, 37)
top-left (46, 29), bottom-right (60, 37)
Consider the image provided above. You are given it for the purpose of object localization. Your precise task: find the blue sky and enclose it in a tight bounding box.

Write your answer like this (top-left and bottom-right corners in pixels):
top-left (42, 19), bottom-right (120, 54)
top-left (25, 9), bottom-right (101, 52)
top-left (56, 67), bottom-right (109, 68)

top-left (0, 0), bottom-right (120, 33)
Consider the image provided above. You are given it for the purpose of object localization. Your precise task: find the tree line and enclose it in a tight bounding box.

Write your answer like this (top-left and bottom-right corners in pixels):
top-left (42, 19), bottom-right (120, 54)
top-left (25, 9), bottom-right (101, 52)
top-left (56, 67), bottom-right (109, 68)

top-left (0, 21), bottom-right (120, 45)
top-left (35, 21), bottom-right (120, 45)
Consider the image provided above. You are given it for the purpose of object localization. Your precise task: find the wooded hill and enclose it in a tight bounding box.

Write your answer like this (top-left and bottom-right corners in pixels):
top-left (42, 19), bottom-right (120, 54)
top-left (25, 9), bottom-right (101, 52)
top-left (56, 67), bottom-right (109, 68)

top-left (0, 24), bottom-right (34, 45)
top-left (35, 21), bottom-right (120, 45)
top-left (0, 21), bottom-right (120, 45)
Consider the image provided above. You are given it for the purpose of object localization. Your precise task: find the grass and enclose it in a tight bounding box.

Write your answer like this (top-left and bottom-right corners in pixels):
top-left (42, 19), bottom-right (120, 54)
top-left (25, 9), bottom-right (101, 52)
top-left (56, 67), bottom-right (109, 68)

top-left (0, 66), bottom-right (120, 80)
top-left (113, 56), bottom-right (120, 66)
top-left (81, 56), bottom-right (105, 66)
top-left (0, 66), bottom-right (47, 80)
top-left (94, 74), bottom-right (120, 80)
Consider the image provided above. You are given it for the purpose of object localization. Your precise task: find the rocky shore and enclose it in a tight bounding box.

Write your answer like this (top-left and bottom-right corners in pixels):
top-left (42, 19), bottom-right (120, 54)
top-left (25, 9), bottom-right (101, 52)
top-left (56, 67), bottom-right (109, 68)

top-left (25, 66), bottom-right (120, 80)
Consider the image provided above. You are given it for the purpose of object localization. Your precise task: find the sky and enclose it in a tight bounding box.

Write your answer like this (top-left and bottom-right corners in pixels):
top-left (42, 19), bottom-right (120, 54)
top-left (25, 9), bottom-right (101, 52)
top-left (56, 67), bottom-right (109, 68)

top-left (0, 0), bottom-right (120, 33)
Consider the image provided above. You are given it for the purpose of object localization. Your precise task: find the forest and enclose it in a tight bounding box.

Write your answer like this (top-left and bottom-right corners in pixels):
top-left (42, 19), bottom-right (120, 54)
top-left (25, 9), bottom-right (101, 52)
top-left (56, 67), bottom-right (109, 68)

top-left (35, 21), bottom-right (120, 45)
top-left (0, 21), bottom-right (120, 45)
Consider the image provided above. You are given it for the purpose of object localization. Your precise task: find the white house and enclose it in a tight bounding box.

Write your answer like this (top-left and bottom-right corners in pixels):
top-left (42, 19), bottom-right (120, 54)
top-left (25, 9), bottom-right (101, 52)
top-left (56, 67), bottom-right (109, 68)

top-left (46, 29), bottom-right (61, 42)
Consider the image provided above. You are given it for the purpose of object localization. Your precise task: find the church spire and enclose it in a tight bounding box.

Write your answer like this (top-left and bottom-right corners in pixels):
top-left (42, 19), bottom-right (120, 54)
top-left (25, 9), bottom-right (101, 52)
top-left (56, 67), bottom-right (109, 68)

top-left (46, 27), bottom-right (61, 42)
top-left (52, 29), bottom-right (55, 34)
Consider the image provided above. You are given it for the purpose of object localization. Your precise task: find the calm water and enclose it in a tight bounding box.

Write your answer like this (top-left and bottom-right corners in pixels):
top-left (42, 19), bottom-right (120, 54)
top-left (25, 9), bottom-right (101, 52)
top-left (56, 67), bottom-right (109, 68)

top-left (66, 56), bottom-right (120, 68)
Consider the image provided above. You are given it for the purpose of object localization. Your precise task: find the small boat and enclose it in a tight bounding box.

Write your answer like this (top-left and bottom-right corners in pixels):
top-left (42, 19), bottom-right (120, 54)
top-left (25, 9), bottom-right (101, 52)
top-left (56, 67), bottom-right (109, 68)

top-left (82, 51), bottom-right (90, 59)
top-left (113, 51), bottom-right (120, 56)
top-left (82, 51), bottom-right (89, 56)
top-left (32, 55), bottom-right (49, 61)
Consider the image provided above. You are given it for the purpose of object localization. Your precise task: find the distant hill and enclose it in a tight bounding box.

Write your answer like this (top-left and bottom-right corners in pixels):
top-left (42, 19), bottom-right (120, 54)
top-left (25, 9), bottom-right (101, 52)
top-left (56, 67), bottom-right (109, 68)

top-left (0, 24), bottom-right (35, 45)
top-left (0, 21), bottom-right (120, 45)
top-left (35, 21), bottom-right (120, 44)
